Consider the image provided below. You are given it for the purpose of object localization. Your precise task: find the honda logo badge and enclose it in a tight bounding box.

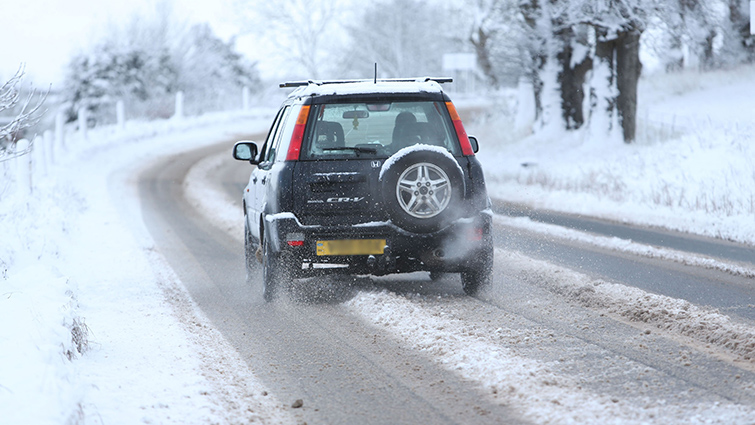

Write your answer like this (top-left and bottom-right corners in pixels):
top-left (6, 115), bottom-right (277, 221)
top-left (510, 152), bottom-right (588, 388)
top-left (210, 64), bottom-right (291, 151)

top-left (371, 160), bottom-right (381, 168)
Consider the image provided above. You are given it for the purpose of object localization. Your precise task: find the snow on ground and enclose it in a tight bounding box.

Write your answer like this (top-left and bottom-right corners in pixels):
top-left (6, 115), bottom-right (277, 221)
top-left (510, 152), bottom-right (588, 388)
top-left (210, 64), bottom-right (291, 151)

top-left (0, 111), bottom-right (294, 424)
top-left (492, 247), bottom-right (755, 365)
top-left (184, 150), bottom-right (245, 244)
top-left (344, 284), bottom-right (755, 425)
top-left (473, 65), bottom-right (755, 246)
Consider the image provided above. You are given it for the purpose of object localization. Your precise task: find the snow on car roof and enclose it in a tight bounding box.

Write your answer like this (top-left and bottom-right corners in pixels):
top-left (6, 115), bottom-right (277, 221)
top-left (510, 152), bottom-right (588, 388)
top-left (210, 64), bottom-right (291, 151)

top-left (286, 80), bottom-right (447, 98)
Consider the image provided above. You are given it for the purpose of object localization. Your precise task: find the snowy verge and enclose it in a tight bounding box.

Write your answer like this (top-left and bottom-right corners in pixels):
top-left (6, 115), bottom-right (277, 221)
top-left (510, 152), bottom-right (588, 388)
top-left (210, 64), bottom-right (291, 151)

top-left (496, 248), bottom-right (755, 366)
top-left (0, 109), bottom-right (297, 424)
top-left (494, 214), bottom-right (755, 279)
top-left (0, 266), bottom-right (87, 425)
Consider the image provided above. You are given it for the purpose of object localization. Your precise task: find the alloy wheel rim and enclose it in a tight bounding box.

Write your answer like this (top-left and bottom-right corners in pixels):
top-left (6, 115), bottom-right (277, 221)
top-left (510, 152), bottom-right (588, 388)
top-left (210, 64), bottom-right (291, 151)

top-left (395, 162), bottom-right (451, 219)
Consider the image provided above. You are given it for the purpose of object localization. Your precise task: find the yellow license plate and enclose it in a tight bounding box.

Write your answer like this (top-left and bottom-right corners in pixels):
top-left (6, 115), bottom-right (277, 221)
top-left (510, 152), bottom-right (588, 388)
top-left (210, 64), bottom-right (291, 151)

top-left (316, 239), bottom-right (386, 256)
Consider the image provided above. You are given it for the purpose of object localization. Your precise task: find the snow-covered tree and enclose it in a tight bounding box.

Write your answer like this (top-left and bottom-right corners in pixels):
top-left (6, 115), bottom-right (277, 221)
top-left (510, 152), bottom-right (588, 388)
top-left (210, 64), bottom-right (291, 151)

top-left (63, 42), bottom-right (177, 122)
top-left (649, 0), bottom-right (726, 71)
top-left (725, 0), bottom-right (755, 63)
top-left (174, 23), bottom-right (260, 114)
top-left (236, 0), bottom-right (347, 79)
top-left (447, 0), bottom-right (522, 87)
top-left (62, 5), bottom-right (259, 123)
top-left (520, 0), bottom-right (653, 143)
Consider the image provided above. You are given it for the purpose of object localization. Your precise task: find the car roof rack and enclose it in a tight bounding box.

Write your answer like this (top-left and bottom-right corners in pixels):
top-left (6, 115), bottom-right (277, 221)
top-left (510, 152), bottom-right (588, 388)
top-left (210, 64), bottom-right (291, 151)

top-left (279, 77), bottom-right (453, 88)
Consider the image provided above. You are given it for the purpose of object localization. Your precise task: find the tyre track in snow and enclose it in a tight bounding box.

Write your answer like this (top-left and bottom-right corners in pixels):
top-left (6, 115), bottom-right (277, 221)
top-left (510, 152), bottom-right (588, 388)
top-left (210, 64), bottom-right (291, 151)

top-left (343, 285), bottom-right (755, 424)
top-left (139, 140), bottom-right (526, 425)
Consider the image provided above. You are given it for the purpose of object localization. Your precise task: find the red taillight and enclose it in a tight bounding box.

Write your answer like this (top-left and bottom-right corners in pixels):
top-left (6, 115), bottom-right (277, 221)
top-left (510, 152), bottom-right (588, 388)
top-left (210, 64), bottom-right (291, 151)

top-left (286, 233), bottom-right (305, 247)
top-left (468, 227), bottom-right (484, 241)
top-left (285, 105), bottom-right (311, 161)
top-left (446, 102), bottom-right (474, 156)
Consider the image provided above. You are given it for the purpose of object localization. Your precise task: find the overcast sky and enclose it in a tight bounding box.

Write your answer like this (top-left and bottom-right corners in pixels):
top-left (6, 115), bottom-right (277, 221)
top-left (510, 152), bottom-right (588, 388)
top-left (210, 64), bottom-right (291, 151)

top-left (0, 0), bottom-right (241, 87)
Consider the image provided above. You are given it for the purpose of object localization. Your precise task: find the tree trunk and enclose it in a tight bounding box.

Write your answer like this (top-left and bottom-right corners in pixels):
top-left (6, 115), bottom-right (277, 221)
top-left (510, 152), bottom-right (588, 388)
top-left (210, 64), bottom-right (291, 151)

top-left (729, 0), bottom-right (754, 59)
top-left (556, 26), bottom-right (592, 129)
top-left (471, 28), bottom-right (499, 87)
top-left (520, 0), bottom-right (546, 122)
top-left (592, 30), bottom-right (617, 136)
top-left (616, 30), bottom-right (642, 143)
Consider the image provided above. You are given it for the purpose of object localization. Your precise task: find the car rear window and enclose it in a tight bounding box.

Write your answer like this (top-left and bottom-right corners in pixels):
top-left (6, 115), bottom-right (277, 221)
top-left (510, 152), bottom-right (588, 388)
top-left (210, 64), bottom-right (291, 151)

top-left (301, 101), bottom-right (460, 160)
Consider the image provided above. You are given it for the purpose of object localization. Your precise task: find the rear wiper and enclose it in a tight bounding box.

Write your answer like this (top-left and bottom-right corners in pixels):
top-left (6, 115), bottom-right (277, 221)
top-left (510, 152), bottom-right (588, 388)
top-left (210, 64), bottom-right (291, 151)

top-left (322, 146), bottom-right (378, 155)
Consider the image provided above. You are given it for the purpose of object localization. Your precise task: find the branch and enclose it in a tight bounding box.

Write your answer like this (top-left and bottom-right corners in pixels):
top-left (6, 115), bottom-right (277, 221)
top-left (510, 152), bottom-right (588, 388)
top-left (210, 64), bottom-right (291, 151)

top-left (0, 64), bottom-right (49, 153)
top-left (0, 64), bottom-right (25, 112)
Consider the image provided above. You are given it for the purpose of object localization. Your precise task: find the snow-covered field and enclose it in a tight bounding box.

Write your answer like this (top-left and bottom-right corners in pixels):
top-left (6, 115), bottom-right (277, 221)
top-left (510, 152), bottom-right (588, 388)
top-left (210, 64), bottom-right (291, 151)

top-left (1, 65), bottom-right (754, 424)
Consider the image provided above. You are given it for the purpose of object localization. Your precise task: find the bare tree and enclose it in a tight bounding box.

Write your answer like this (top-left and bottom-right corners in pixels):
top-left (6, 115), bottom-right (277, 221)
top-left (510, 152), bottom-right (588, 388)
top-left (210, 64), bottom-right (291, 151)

top-left (654, 0), bottom-right (720, 71)
top-left (343, 0), bottom-right (454, 78)
top-left (0, 66), bottom-right (47, 161)
top-left (236, 0), bottom-right (347, 79)
top-left (455, 0), bottom-right (522, 88)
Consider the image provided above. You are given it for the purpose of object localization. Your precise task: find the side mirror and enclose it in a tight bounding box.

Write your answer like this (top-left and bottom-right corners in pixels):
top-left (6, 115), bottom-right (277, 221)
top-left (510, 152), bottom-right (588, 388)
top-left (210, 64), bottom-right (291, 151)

top-left (468, 135), bottom-right (480, 154)
top-left (233, 141), bottom-right (260, 164)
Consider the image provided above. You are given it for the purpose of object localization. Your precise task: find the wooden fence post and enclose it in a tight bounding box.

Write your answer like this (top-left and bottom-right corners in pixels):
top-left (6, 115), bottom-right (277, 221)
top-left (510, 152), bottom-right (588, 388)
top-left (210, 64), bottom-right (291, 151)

top-left (116, 100), bottom-right (125, 129)
top-left (174, 91), bottom-right (184, 119)
top-left (32, 135), bottom-right (45, 178)
top-left (44, 130), bottom-right (54, 167)
top-left (16, 139), bottom-right (31, 196)
top-left (55, 109), bottom-right (66, 151)
top-left (242, 86), bottom-right (250, 111)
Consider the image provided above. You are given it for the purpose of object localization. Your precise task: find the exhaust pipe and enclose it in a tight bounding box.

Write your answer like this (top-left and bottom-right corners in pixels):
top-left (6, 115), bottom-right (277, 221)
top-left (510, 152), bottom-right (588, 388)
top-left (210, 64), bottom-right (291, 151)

top-left (432, 248), bottom-right (445, 258)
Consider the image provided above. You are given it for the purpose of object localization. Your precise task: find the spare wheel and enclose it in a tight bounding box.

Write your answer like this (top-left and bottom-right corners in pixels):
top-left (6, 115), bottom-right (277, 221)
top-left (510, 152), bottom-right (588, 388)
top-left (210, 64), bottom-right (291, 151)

top-left (380, 147), bottom-right (465, 233)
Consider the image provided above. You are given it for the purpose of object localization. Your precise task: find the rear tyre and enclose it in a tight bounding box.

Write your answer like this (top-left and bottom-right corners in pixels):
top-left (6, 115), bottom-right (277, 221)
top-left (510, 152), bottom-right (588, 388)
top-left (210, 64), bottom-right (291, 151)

top-left (460, 245), bottom-right (494, 296)
top-left (244, 219), bottom-right (257, 281)
top-left (262, 237), bottom-right (286, 302)
top-left (461, 269), bottom-right (490, 296)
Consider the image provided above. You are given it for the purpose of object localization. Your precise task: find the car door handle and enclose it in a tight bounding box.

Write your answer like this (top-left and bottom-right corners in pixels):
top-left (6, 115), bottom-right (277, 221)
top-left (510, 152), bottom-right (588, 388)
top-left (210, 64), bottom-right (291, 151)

top-left (252, 176), bottom-right (258, 183)
top-left (261, 176), bottom-right (267, 185)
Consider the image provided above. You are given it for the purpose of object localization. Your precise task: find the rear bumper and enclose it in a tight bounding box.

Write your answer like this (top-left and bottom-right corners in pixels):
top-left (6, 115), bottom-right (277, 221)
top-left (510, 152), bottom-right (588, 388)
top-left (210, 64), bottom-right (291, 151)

top-left (264, 211), bottom-right (493, 277)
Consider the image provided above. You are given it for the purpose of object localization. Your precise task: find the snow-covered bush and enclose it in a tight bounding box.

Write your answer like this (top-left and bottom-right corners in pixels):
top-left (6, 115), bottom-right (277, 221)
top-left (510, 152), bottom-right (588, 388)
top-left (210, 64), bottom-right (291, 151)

top-left (62, 8), bottom-right (259, 125)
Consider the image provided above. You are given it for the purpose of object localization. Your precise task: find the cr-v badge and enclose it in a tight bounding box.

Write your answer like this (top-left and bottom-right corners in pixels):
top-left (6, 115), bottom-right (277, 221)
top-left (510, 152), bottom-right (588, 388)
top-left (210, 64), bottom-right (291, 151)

top-left (327, 197), bottom-right (365, 203)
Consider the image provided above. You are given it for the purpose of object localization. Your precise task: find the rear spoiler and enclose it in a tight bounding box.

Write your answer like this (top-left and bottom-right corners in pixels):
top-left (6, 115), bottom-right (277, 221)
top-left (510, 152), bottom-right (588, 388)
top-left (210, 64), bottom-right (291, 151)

top-left (280, 77), bottom-right (453, 88)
